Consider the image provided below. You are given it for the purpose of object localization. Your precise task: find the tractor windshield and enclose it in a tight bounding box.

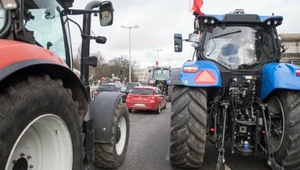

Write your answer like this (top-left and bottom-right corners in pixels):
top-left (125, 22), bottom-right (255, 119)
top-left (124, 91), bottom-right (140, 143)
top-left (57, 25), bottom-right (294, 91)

top-left (0, 6), bottom-right (4, 31)
top-left (152, 68), bottom-right (171, 80)
top-left (24, 0), bottom-right (69, 63)
top-left (203, 25), bottom-right (276, 69)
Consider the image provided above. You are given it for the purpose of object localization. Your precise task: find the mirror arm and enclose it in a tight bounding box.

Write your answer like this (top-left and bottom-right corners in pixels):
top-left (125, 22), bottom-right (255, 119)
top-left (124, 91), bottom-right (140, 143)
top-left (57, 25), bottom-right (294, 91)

top-left (65, 9), bottom-right (98, 15)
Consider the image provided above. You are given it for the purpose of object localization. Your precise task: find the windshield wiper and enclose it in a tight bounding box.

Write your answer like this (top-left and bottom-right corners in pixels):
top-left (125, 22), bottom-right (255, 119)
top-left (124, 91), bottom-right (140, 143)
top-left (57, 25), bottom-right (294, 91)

top-left (209, 30), bottom-right (242, 40)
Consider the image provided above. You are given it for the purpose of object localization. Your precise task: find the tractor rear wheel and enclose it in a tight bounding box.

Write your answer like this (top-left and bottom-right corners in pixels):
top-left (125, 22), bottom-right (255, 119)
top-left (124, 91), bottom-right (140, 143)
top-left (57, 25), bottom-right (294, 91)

top-left (0, 75), bottom-right (83, 170)
top-left (169, 85), bottom-right (207, 168)
top-left (267, 91), bottom-right (300, 170)
top-left (167, 85), bottom-right (173, 102)
top-left (93, 100), bottom-right (130, 169)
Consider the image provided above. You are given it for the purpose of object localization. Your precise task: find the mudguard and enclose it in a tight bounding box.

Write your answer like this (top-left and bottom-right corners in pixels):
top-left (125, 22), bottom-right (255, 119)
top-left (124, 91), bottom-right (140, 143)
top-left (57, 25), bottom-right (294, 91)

top-left (0, 40), bottom-right (90, 116)
top-left (261, 63), bottom-right (300, 99)
top-left (171, 60), bottom-right (222, 87)
top-left (88, 92), bottom-right (124, 142)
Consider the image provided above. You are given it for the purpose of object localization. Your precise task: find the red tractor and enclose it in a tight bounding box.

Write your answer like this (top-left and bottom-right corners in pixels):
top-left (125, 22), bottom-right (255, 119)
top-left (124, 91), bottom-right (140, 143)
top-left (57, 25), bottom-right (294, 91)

top-left (0, 0), bottom-right (129, 170)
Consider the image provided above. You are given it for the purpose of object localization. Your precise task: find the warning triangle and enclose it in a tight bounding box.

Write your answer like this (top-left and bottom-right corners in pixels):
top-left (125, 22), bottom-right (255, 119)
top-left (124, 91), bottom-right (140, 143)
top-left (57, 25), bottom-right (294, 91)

top-left (194, 70), bottom-right (216, 84)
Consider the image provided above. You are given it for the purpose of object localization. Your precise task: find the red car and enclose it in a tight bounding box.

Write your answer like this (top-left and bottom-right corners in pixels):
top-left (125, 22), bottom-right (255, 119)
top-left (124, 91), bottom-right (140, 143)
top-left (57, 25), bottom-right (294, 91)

top-left (126, 86), bottom-right (167, 114)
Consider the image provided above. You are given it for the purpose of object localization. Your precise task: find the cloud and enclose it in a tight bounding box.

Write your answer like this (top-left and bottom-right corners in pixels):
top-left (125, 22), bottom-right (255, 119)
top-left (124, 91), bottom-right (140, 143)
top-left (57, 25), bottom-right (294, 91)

top-left (69, 0), bottom-right (300, 67)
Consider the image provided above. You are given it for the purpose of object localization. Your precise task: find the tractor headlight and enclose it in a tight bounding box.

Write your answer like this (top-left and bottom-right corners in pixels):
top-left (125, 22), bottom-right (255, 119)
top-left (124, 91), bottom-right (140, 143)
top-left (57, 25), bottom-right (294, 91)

top-left (204, 18), bottom-right (208, 23)
top-left (211, 19), bottom-right (215, 24)
top-left (274, 20), bottom-right (278, 25)
top-left (0, 0), bottom-right (19, 10)
top-left (267, 20), bottom-right (271, 25)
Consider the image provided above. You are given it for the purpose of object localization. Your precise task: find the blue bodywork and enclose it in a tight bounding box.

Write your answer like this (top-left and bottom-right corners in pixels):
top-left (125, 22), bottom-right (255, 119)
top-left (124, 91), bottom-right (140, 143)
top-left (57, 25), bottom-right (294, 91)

top-left (261, 63), bottom-right (300, 99)
top-left (203, 14), bottom-right (283, 23)
top-left (180, 60), bottom-right (222, 87)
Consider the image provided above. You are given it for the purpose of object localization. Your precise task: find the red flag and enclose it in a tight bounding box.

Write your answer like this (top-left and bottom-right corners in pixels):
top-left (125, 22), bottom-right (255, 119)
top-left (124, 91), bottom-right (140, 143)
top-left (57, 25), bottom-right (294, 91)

top-left (192, 0), bottom-right (204, 16)
top-left (155, 61), bottom-right (158, 66)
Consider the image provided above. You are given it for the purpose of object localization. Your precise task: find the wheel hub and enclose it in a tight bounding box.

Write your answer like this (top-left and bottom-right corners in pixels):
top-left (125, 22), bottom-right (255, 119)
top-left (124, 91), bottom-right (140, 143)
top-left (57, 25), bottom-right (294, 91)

top-left (116, 127), bottom-right (121, 143)
top-left (12, 158), bottom-right (28, 170)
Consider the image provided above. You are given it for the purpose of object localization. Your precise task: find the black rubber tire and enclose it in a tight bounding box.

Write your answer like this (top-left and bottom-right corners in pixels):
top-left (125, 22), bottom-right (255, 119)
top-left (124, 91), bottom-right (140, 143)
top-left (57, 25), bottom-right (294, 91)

top-left (155, 104), bottom-right (161, 114)
top-left (162, 102), bottom-right (167, 109)
top-left (93, 101), bottom-right (130, 169)
top-left (267, 91), bottom-right (300, 170)
top-left (167, 85), bottom-right (173, 102)
top-left (0, 75), bottom-right (83, 170)
top-left (169, 85), bottom-right (207, 168)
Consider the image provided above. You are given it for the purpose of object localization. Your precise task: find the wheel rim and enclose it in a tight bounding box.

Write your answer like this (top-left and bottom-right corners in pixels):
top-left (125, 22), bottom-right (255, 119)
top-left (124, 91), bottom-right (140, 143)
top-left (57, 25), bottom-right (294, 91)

top-left (5, 114), bottom-right (73, 170)
top-left (116, 116), bottom-right (127, 155)
top-left (268, 96), bottom-right (285, 152)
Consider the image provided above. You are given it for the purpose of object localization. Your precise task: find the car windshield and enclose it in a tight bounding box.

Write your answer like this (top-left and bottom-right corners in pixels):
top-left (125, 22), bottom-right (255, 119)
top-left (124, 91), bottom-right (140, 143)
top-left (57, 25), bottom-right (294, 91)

top-left (130, 88), bottom-right (154, 95)
top-left (24, 0), bottom-right (68, 62)
top-left (203, 25), bottom-right (275, 69)
top-left (97, 85), bottom-right (115, 91)
top-left (126, 83), bottom-right (138, 89)
top-left (152, 69), bottom-right (170, 80)
top-left (116, 83), bottom-right (125, 90)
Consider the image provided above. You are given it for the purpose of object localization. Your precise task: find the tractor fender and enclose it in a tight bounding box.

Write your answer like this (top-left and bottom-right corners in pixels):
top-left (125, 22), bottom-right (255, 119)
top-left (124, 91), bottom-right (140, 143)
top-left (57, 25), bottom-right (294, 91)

top-left (261, 63), bottom-right (300, 99)
top-left (88, 92), bottom-right (124, 142)
top-left (0, 40), bottom-right (89, 116)
top-left (174, 60), bottom-right (222, 87)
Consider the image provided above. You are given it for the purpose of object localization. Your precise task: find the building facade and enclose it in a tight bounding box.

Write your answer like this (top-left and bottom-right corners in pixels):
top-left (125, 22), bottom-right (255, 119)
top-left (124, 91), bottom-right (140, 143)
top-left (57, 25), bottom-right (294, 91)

top-left (279, 34), bottom-right (300, 64)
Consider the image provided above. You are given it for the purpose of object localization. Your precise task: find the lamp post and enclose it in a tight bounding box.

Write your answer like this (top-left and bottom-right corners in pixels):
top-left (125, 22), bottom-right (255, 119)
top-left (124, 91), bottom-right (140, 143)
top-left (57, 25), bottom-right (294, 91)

top-left (153, 49), bottom-right (163, 66)
top-left (121, 25), bottom-right (140, 82)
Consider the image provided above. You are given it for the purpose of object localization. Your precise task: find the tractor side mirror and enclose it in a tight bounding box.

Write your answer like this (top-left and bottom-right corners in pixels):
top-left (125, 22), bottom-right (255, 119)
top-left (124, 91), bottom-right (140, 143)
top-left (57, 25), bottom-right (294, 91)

top-left (174, 33), bottom-right (183, 52)
top-left (281, 45), bottom-right (289, 53)
top-left (99, 1), bottom-right (114, 26)
top-left (83, 56), bottom-right (98, 67)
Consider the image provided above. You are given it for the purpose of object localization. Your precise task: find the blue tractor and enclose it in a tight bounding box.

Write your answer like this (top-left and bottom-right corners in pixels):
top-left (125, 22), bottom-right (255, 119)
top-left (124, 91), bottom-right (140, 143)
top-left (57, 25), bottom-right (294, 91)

top-left (170, 9), bottom-right (297, 170)
top-left (148, 66), bottom-right (173, 101)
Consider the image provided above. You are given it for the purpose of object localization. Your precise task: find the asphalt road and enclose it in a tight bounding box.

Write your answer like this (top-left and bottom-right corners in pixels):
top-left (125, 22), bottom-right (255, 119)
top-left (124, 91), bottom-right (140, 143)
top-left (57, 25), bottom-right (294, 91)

top-left (100, 103), bottom-right (270, 170)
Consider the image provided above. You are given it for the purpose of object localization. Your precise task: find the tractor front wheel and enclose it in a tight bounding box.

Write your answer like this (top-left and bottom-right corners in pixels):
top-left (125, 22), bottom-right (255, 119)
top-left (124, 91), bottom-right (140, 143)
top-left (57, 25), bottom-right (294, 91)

top-left (93, 100), bottom-right (130, 169)
top-left (169, 85), bottom-right (207, 168)
top-left (0, 75), bottom-right (83, 170)
top-left (267, 91), bottom-right (300, 170)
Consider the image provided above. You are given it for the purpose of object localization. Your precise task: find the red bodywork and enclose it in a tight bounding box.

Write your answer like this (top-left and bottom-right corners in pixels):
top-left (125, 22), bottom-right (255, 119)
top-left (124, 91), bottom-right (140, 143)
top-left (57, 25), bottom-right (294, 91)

top-left (126, 86), bottom-right (167, 111)
top-left (0, 40), bottom-right (67, 69)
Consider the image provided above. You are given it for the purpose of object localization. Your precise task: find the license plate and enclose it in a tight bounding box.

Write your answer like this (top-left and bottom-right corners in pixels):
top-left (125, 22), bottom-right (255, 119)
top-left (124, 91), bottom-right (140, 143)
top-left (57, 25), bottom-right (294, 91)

top-left (134, 103), bottom-right (145, 107)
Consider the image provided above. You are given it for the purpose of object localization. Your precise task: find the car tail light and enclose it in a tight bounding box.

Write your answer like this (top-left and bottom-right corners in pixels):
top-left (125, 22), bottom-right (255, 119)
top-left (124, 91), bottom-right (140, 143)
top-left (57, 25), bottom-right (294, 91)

top-left (93, 91), bottom-right (99, 96)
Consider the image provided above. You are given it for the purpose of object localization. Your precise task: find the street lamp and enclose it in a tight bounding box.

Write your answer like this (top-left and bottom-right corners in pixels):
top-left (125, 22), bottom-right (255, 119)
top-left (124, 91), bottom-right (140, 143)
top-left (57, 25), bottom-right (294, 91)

top-left (153, 49), bottom-right (163, 65)
top-left (121, 25), bottom-right (140, 82)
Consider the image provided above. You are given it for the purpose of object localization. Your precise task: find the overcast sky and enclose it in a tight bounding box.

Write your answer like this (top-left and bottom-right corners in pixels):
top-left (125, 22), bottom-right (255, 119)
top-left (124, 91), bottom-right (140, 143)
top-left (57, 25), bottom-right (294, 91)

top-left (69, 0), bottom-right (300, 68)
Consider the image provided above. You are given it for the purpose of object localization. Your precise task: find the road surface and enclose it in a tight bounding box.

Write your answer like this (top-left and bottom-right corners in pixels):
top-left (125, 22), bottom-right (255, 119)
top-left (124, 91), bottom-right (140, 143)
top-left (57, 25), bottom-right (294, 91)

top-left (99, 103), bottom-right (270, 170)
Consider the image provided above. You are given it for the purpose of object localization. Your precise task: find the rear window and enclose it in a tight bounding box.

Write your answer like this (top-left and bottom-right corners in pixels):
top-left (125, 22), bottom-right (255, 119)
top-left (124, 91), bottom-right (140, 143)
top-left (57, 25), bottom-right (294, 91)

top-left (96, 85), bottom-right (115, 91)
top-left (130, 88), bottom-right (154, 95)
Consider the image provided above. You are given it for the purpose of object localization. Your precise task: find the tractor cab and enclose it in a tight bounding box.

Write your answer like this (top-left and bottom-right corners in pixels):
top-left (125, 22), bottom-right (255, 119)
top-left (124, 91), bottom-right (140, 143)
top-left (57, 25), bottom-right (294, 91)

top-left (151, 67), bottom-right (171, 81)
top-left (174, 9), bottom-right (284, 70)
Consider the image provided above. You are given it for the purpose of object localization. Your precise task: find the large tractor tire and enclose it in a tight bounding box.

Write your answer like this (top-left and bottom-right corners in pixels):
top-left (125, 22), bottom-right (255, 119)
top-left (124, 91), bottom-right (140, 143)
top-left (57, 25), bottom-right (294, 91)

top-left (93, 100), bottom-right (130, 169)
top-left (167, 85), bottom-right (173, 102)
top-left (0, 75), bottom-right (83, 170)
top-left (169, 85), bottom-right (207, 168)
top-left (267, 91), bottom-right (300, 170)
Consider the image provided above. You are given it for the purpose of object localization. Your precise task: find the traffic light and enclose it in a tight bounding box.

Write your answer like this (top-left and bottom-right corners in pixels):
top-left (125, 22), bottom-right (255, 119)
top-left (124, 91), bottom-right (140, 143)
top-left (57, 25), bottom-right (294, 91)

top-left (120, 70), bottom-right (123, 78)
